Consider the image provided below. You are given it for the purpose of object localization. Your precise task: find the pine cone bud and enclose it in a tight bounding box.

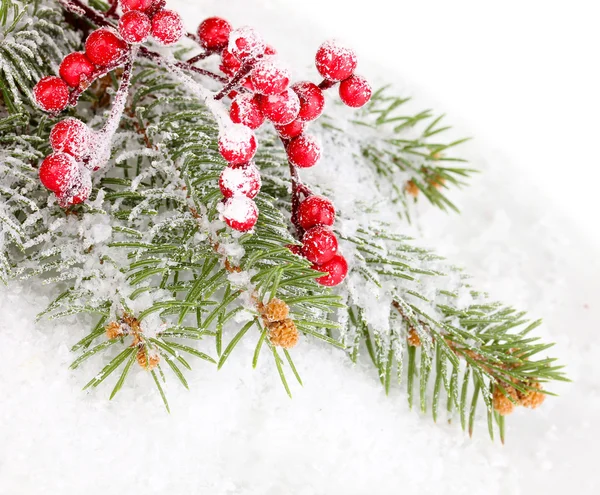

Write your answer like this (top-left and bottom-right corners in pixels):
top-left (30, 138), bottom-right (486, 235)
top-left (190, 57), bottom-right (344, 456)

top-left (407, 328), bottom-right (421, 347)
top-left (137, 347), bottom-right (160, 370)
top-left (405, 180), bottom-right (419, 197)
top-left (493, 385), bottom-right (518, 416)
top-left (105, 321), bottom-right (124, 340)
top-left (268, 318), bottom-right (299, 349)
top-left (517, 381), bottom-right (546, 409)
top-left (262, 298), bottom-right (289, 323)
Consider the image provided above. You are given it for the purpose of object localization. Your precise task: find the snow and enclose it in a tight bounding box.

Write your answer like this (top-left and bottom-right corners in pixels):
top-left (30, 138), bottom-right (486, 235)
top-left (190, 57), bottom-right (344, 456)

top-left (1, 0), bottom-right (599, 493)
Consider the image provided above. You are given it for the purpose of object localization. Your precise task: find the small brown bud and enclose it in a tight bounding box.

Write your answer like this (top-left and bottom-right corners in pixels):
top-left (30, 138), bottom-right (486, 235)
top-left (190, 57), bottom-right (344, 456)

top-left (493, 385), bottom-right (518, 416)
top-left (268, 319), bottom-right (299, 349)
top-left (137, 347), bottom-right (160, 371)
top-left (405, 180), bottom-right (419, 197)
top-left (407, 328), bottom-right (421, 347)
top-left (105, 321), bottom-right (124, 340)
top-left (517, 381), bottom-right (546, 409)
top-left (262, 298), bottom-right (289, 323)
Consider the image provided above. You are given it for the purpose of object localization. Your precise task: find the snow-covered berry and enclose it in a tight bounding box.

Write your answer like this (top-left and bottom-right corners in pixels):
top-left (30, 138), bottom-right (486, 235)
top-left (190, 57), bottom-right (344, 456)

top-left (33, 76), bottom-right (69, 112)
top-left (220, 48), bottom-right (241, 77)
top-left (228, 26), bottom-right (266, 61)
top-left (297, 195), bottom-right (335, 230)
top-left (85, 28), bottom-right (127, 67)
top-left (59, 52), bottom-right (95, 89)
top-left (339, 75), bottom-right (372, 108)
top-left (119, 10), bottom-right (151, 44)
top-left (287, 244), bottom-right (302, 256)
top-left (151, 9), bottom-right (184, 45)
top-left (314, 254), bottom-right (348, 286)
top-left (222, 196), bottom-right (259, 231)
top-left (250, 59), bottom-right (290, 96)
top-left (49, 118), bottom-right (91, 160)
top-left (39, 153), bottom-right (79, 193)
top-left (230, 94), bottom-right (265, 130)
top-left (292, 81), bottom-right (325, 122)
top-left (257, 88), bottom-right (300, 125)
top-left (120, 0), bottom-right (154, 12)
top-left (275, 119), bottom-right (305, 140)
top-left (218, 125), bottom-right (257, 165)
top-left (286, 134), bottom-right (321, 168)
top-left (219, 163), bottom-right (261, 199)
top-left (60, 178), bottom-right (92, 207)
top-left (197, 17), bottom-right (232, 50)
top-left (315, 40), bottom-right (357, 81)
top-left (301, 226), bottom-right (338, 264)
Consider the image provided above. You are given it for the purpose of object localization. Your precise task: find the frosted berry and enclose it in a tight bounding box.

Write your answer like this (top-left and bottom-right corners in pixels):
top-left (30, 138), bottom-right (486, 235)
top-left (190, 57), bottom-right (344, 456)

top-left (49, 118), bottom-right (91, 160)
top-left (250, 59), bottom-right (290, 96)
top-left (219, 163), bottom-right (261, 199)
top-left (315, 40), bottom-right (357, 81)
top-left (61, 179), bottom-right (92, 207)
top-left (120, 0), bottom-right (154, 12)
top-left (85, 28), bottom-right (127, 67)
top-left (218, 125), bottom-right (257, 165)
top-left (257, 88), bottom-right (300, 125)
top-left (292, 81), bottom-right (325, 122)
top-left (286, 134), bottom-right (321, 168)
top-left (33, 76), bottom-right (69, 112)
top-left (287, 244), bottom-right (302, 256)
top-left (220, 48), bottom-right (241, 77)
top-left (230, 94), bottom-right (265, 130)
top-left (197, 17), bottom-right (232, 50)
top-left (222, 196), bottom-right (259, 231)
top-left (297, 195), bottom-right (335, 230)
top-left (119, 10), bottom-right (151, 44)
top-left (228, 26), bottom-right (266, 61)
top-left (301, 226), bottom-right (338, 265)
top-left (275, 119), bottom-right (305, 140)
top-left (151, 9), bottom-right (184, 46)
top-left (314, 254), bottom-right (348, 286)
top-left (339, 75), bottom-right (372, 108)
top-left (59, 52), bottom-right (95, 89)
top-left (265, 45), bottom-right (277, 56)
top-left (39, 153), bottom-right (79, 193)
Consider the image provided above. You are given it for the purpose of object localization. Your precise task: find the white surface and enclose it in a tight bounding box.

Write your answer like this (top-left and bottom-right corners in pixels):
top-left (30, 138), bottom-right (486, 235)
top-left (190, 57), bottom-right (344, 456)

top-left (1, 1), bottom-right (599, 493)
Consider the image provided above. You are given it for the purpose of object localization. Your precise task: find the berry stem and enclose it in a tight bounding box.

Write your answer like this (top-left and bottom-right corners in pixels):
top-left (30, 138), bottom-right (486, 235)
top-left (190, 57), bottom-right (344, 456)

top-left (186, 50), bottom-right (216, 65)
top-left (214, 61), bottom-right (256, 101)
top-left (318, 79), bottom-right (337, 91)
top-left (105, 0), bottom-right (118, 18)
top-left (284, 140), bottom-right (313, 236)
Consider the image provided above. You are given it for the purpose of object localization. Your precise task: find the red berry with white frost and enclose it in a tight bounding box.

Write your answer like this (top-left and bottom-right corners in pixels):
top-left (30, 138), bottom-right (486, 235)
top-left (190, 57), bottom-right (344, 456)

top-left (59, 53), bottom-right (95, 89)
top-left (297, 196), bottom-right (335, 230)
top-left (339, 75), bottom-right (372, 108)
top-left (275, 119), bottom-right (305, 140)
top-left (85, 28), bottom-right (127, 67)
top-left (286, 134), bottom-right (321, 168)
top-left (250, 59), bottom-right (291, 96)
top-left (39, 153), bottom-right (80, 193)
top-left (218, 125), bottom-right (257, 165)
top-left (220, 48), bottom-right (241, 77)
top-left (301, 226), bottom-right (338, 264)
top-left (120, 0), bottom-right (154, 12)
top-left (151, 9), bottom-right (184, 46)
top-left (257, 88), bottom-right (300, 125)
top-left (230, 94), bottom-right (265, 130)
top-left (228, 26), bottom-right (266, 61)
top-left (292, 81), bottom-right (325, 122)
top-left (60, 175), bottom-right (92, 207)
top-left (222, 196), bottom-right (259, 231)
top-left (33, 76), bottom-right (69, 112)
top-left (50, 118), bottom-right (91, 160)
top-left (219, 163), bottom-right (261, 199)
top-left (315, 40), bottom-right (357, 81)
top-left (314, 254), bottom-right (348, 286)
top-left (119, 10), bottom-right (151, 44)
top-left (197, 17), bottom-right (232, 50)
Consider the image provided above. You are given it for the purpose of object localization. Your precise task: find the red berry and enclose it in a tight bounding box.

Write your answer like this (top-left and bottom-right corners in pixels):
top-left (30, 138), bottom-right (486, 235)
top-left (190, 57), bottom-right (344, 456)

top-left (274, 119), bottom-right (305, 140)
top-left (230, 94), bottom-right (265, 130)
top-left (61, 180), bottom-right (92, 207)
top-left (49, 118), bottom-right (91, 160)
top-left (314, 254), bottom-right (348, 286)
top-left (39, 153), bottom-right (79, 193)
top-left (228, 26), bottom-right (266, 61)
top-left (287, 244), bottom-right (302, 256)
top-left (219, 163), bottom-right (261, 199)
top-left (220, 48), bottom-right (241, 76)
top-left (222, 196), bottom-right (259, 231)
top-left (315, 40), bottom-right (357, 81)
top-left (59, 52), bottom-right (95, 89)
top-left (297, 195), bottom-right (335, 230)
top-left (85, 28), bottom-right (127, 67)
top-left (250, 59), bottom-right (290, 96)
top-left (286, 134), bottom-right (321, 168)
top-left (301, 226), bottom-right (338, 265)
top-left (151, 9), bottom-right (184, 46)
top-left (218, 125), bottom-right (257, 165)
top-left (257, 88), bottom-right (300, 125)
top-left (119, 10), bottom-right (151, 44)
top-left (33, 76), bottom-right (69, 112)
top-left (197, 17), bottom-right (231, 50)
top-left (265, 45), bottom-right (277, 55)
top-left (120, 0), bottom-right (154, 12)
top-left (339, 75), bottom-right (372, 108)
top-left (292, 81), bottom-right (325, 122)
